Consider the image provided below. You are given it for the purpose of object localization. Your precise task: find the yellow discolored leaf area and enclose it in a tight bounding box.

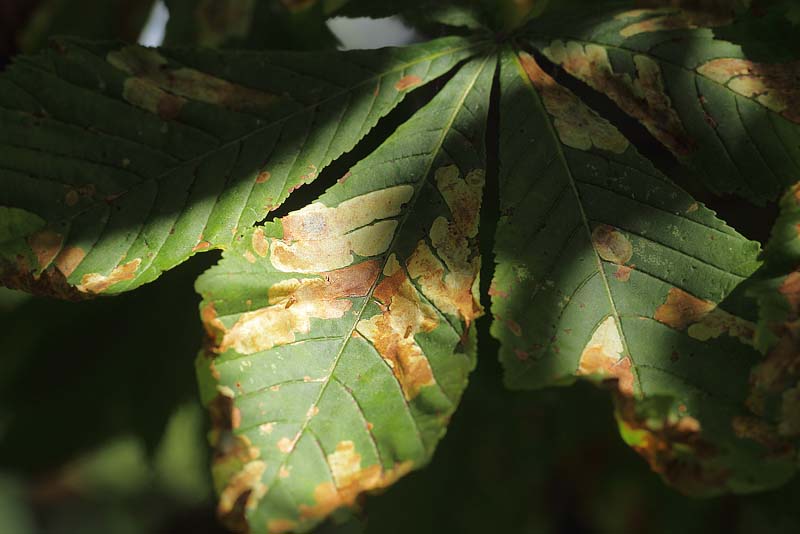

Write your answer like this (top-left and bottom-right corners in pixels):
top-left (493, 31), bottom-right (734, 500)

top-left (270, 185), bottom-right (414, 273)
top-left (542, 40), bottom-right (692, 156)
top-left (518, 51), bottom-right (629, 154)
top-left (697, 58), bottom-right (800, 124)
top-left (208, 260), bottom-right (381, 355)
top-left (107, 46), bottom-right (279, 119)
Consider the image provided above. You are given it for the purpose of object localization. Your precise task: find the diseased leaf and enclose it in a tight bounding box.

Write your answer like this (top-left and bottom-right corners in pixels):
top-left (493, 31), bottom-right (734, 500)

top-left (195, 55), bottom-right (494, 533)
top-left (748, 183), bottom-right (800, 439)
top-left (0, 36), bottom-right (481, 298)
top-left (524, 5), bottom-right (800, 202)
top-left (492, 46), bottom-right (796, 495)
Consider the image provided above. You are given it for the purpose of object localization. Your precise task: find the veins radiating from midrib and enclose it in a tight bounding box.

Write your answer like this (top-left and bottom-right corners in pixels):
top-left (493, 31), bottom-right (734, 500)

top-left (509, 47), bottom-right (641, 393)
top-left (259, 55), bottom-right (492, 501)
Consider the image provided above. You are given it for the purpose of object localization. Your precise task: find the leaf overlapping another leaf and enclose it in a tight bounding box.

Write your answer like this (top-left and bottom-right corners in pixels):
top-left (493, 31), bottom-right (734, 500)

top-left (492, 46), bottom-right (796, 495)
top-left (524, 5), bottom-right (800, 202)
top-left (195, 55), bottom-right (494, 533)
top-left (0, 36), bottom-right (480, 298)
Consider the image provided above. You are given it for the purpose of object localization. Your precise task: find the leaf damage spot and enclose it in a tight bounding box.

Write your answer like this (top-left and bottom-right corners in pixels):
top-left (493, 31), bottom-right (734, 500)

top-left (407, 166), bottom-right (484, 326)
top-left (395, 74), bottom-right (423, 91)
top-left (578, 316), bottom-right (635, 395)
top-left (697, 58), bottom-right (800, 124)
top-left (214, 260), bottom-right (381, 355)
top-left (299, 440), bottom-right (413, 521)
top-left (654, 288), bottom-right (754, 344)
top-left (542, 41), bottom-right (692, 156)
top-left (107, 46), bottom-right (280, 119)
top-left (77, 258), bottom-right (141, 294)
top-left (27, 229), bottom-right (63, 271)
top-left (356, 255), bottom-right (438, 400)
top-left (54, 246), bottom-right (86, 278)
top-left (271, 185), bottom-right (414, 272)
top-left (518, 51), bottom-right (629, 154)
top-left (591, 225), bottom-right (633, 265)
top-left (617, 9), bottom-right (731, 38)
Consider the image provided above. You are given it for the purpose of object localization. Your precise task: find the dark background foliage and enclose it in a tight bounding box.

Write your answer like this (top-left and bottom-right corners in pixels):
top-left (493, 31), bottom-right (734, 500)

top-left (1, 1), bottom-right (799, 533)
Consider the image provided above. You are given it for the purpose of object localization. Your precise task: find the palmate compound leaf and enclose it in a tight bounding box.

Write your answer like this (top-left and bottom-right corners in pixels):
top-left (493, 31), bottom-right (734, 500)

top-left (523, 4), bottom-right (800, 203)
top-left (0, 36), bottom-right (480, 298)
top-left (195, 55), bottom-right (495, 533)
top-left (491, 46), bottom-right (799, 495)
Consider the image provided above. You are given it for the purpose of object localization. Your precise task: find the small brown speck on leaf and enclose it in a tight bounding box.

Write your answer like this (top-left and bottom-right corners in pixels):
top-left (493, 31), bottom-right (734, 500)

top-left (256, 171), bottom-right (271, 184)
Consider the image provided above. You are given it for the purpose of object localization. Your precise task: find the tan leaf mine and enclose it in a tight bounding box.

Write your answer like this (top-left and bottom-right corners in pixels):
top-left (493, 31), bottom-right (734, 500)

top-left (54, 246), bottom-right (86, 278)
top-left (616, 9), bottom-right (731, 38)
top-left (213, 260), bottom-right (381, 355)
top-left (298, 440), bottom-right (413, 522)
top-left (27, 229), bottom-right (63, 271)
top-left (591, 225), bottom-right (633, 265)
top-left (357, 255), bottom-right (438, 400)
top-left (542, 41), bottom-right (692, 156)
top-left (577, 316), bottom-right (635, 395)
top-left (270, 185), bottom-right (414, 273)
top-left (76, 258), bottom-right (142, 294)
top-left (395, 75), bottom-right (423, 91)
top-left (518, 52), bottom-right (630, 154)
top-left (654, 287), bottom-right (754, 344)
top-left (107, 46), bottom-right (279, 119)
top-left (697, 58), bottom-right (800, 124)
top-left (407, 166), bottom-right (484, 326)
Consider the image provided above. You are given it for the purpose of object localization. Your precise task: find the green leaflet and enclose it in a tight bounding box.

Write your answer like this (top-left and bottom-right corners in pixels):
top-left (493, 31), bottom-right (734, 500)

top-left (492, 46), bottom-right (796, 495)
top-left (0, 36), bottom-right (480, 298)
top-left (195, 55), bottom-right (494, 533)
top-left (748, 183), bottom-right (800, 440)
top-left (524, 5), bottom-right (800, 202)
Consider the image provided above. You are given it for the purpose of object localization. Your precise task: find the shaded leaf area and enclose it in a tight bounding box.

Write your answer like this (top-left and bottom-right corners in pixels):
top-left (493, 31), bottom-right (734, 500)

top-left (0, 0), bottom-right (155, 65)
top-left (748, 183), bottom-right (800, 444)
top-left (17, 0), bottom-right (155, 52)
top-left (0, 36), bottom-right (480, 298)
top-left (195, 55), bottom-right (494, 534)
top-left (491, 46), bottom-right (797, 496)
top-left (164, 0), bottom-right (339, 51)
top-left (523, 4), bottom-right (800, 203)
top-left (0, 251), bottom-right (215, 474)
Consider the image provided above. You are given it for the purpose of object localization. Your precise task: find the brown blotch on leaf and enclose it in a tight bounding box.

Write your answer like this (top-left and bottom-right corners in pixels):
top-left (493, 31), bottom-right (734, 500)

top-left (655, 287), bottom-right (715, 330)
top-left (108, 46), bottom-right (279, 118)
top-left (519, 51), bottom-right (630, 153)
top-left (614, 264), bottom-right (633, 282)
top-left (252, 227), bottom-right (269, 257)
top-left (77, 258), bottom-right (141, 294)
top-left (54, 246), bottom-right (86, 278)
top-left (732, 416), bottom-right (794, 455)
top-left (357, 255), bottom-right (438, 400)
top-left (578, 316), bottom-right (635, 395)
top-left (615, 395), bottom-right (726, 495)
top-left (592, 225), bottom-right (633, 265)
top-left (299, 440), bottom-right (413, 521)
top-left (256, 170), bottom-right (271, 184)
top-left (617, 8), bottom-right (731, 38)
top-left (193, 240), bottom-right (211, 252)
top-left (543, 41), bottom-right (693, 156)
top-left (698, 58), bottom-right (800, 124)
top-left (216, 260), bottom-right (381, 355)
top-left (394, 75), bottom-right (423, 91)
top-left (28, 229), bottom-right (63, 271)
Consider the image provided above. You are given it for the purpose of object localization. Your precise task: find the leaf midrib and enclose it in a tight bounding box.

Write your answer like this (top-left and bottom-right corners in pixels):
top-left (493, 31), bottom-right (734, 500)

top-left (261, 54), bottom-right (493, 501)
top-left (508, 46), bottom-right (641, 394)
